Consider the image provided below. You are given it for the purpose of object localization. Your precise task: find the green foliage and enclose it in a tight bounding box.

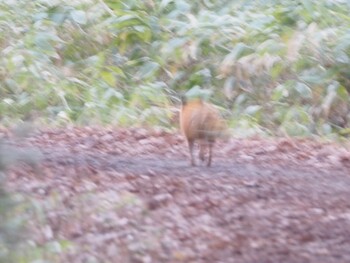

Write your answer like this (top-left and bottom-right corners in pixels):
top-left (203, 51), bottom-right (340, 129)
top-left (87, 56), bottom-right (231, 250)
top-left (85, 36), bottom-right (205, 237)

top-left (0, 137), bottom-right (42, 262)
top-left (1, 0), bottom-right (350, 136)
top-left (0, 184), bottom-right (23, 263)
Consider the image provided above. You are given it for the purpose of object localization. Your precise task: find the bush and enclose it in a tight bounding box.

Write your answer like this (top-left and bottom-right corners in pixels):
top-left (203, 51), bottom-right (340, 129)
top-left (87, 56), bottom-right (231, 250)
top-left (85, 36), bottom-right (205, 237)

top-left (1, 0), bottom-right (350, 137)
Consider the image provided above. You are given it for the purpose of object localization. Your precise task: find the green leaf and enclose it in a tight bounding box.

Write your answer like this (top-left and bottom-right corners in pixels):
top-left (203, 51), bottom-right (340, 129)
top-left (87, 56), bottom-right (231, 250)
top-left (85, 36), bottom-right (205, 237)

top-left (336, 85), bottom-right (348, 98)
top-left (133, 26), bottom-right (152, 42)
top-left (70, 10), bottom-right (87, 25)
top-left (113, 15), bottom-right (147, 29)
top-left (34, 32), bottom-right (61, 52)
top-left (299, 72), bottom-right (324, 85)
top-left (257, 39), bottom-right (285, 54)
top-left (137, 61), bottom-right (160, 79)
top-left (101, 71), bottom-right (115, 86)
top-left (272, 84), bottom-right (289, 101)
top-left (335, 50), bottom-right (349, 64)
top-left (103, 88), bottom-right (124, 100)
top-left (283, 121), bottom-right (311, 136)
top-left (167, 37), bottom-right (187, 50)
top-left (47, 6), bottom-right (69, 24)
top-left (4, 78), bottom-right (18, 91)
top-left (301, 0), bottom-right (314, 14)
top-left (244, 105), bottom-right (261, 116)
top-left (33, 12), bottom-right (48, 21)
top-left (185, 86), bottom-right (212, 100)
top-left (224, 76), bottom-right (236, 99)
top-left (176, 0), bottom-right (191, 12)
top-left (160, 0), bottom-right (174, 10)
top-left (195, 68), bottom-right (211, 79)
top-left (50, 11), bottom-right (66, 24)
top-left (109, 66), bottom-right (126, 77)
top-left (249, 15), bottom-right (274, 30)
top-left (294, 82), bottom-right (312, 99)
top-left (270, 63), bottom-right (284, 79)
top-left (223, 43), bottom-right (254, 63)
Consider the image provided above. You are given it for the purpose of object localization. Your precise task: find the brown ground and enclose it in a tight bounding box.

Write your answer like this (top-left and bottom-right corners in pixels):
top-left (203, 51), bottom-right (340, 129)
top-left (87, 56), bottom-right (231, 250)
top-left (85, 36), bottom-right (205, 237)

top-left (3, 127), bottom-right (350, 263)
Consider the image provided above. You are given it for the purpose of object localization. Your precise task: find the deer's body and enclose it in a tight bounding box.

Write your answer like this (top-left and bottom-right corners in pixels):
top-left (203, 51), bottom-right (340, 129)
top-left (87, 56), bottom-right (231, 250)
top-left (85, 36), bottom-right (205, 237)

top-left (180, 98), bottom-right (227, 167)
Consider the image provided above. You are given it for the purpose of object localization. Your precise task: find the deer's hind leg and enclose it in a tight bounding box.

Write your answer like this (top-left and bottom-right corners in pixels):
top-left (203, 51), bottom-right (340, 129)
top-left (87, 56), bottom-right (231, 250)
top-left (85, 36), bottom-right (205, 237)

top-left (207, 140), bottom-right (215, 167)
top-left (188, 139), bottom-right (196, 166)
top-left (199, 140), bottom-right (206, 162)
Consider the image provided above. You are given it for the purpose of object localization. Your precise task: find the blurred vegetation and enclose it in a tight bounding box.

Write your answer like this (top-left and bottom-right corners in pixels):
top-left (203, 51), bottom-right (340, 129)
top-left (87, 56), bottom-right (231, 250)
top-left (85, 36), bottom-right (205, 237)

top-left (1, 0), bottom-right (350, 137)
top-left (0, 139), bottom-right (37, 262)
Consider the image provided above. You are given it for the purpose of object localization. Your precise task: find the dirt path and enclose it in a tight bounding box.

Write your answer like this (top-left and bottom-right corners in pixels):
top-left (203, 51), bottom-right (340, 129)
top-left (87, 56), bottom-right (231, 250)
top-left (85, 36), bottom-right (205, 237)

top-left (4, 127), bottom-right (350, 262)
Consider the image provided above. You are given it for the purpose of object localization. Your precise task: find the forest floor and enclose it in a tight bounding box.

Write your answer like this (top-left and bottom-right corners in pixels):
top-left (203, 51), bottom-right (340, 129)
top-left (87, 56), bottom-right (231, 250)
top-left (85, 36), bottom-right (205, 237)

top-left (3, 127), bottom-right (350, 263)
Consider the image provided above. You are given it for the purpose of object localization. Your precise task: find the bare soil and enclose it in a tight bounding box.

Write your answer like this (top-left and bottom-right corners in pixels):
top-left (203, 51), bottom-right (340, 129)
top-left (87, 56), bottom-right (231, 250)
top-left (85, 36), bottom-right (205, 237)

top-left (4, 127), bottom-right (350, 263)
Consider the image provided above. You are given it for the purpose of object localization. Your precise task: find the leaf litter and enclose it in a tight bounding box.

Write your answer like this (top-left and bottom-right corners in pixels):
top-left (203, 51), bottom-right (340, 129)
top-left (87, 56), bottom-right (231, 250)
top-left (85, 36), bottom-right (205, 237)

top-left (2, 127), bottom-right (350, 262)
